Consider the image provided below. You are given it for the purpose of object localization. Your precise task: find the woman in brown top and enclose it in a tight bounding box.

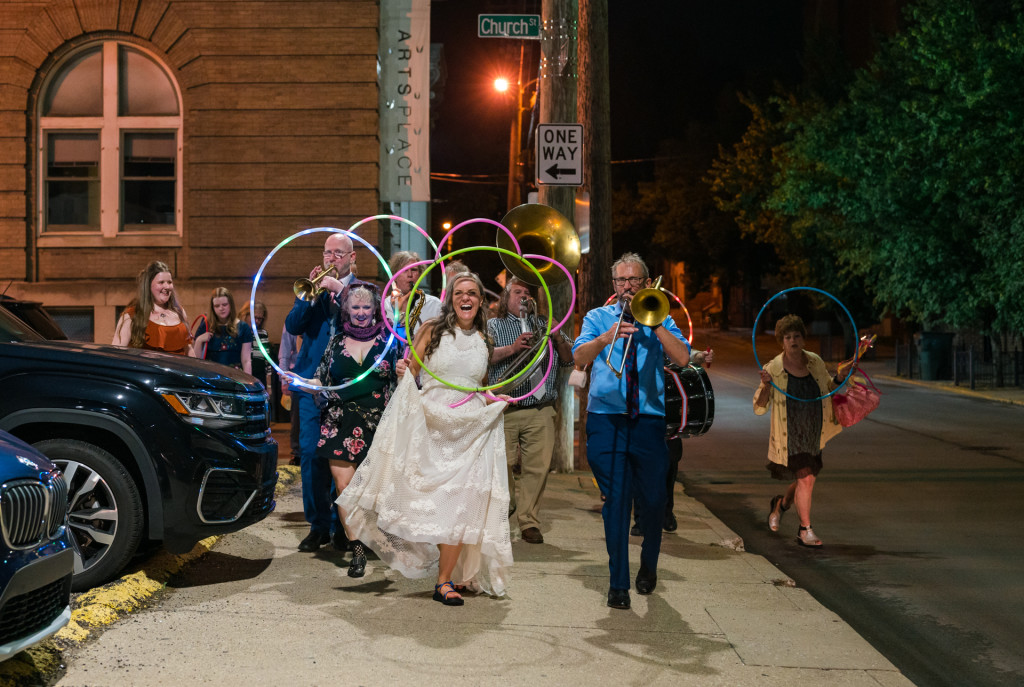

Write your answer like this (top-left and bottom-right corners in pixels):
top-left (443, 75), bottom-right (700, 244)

top-left (112, 261), bottom-right (195, 356)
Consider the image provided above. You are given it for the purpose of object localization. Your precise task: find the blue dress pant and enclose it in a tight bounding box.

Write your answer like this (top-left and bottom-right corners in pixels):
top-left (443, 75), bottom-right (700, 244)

top-left (586, 413), bottom-right (669, 591)
top-left (297, 391), bottom-right (340, 534)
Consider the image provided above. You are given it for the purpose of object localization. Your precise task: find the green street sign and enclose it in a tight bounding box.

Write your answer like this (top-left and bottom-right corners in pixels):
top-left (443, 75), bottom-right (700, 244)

top-left (478, 14), bottom-right (541, 39)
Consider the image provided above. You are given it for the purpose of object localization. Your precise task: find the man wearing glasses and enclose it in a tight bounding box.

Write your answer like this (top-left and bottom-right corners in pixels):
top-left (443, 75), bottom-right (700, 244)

top-left (284, 232), bottom-right (358, 552)
top-left (572, 252), bottom-right (690, 610)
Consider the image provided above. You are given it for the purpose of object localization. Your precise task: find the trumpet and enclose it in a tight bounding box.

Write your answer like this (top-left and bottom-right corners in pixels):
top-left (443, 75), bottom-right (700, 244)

top-left (293, 265), bottom-right (338, 302)
top-left (604, 276), bottom-right (671, 379)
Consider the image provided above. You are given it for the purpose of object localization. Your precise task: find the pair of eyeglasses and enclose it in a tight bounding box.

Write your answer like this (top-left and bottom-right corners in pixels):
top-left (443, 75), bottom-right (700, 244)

top-left (612, 277), bottom-right (645, 286)
top-left (323, 250), bottom-right (354, 258)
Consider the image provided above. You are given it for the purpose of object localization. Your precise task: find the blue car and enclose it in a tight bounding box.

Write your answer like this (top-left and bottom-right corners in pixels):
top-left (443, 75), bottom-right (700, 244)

top-left (0, 430), bottom-right (74, 662)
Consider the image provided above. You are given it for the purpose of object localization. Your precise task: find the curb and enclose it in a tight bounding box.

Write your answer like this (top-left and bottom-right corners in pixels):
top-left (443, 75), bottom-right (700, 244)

top-left (0, 465), bottom-right (301, 686)
top-left (870, 370), bottom-right (1024, 407)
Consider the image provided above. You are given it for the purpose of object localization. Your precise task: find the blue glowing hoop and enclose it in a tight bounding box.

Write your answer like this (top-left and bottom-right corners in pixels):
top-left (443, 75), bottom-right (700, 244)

top-left (250, 226), bottom-right (395, 392)
top-left (752, 286), bottom-right (858, 402)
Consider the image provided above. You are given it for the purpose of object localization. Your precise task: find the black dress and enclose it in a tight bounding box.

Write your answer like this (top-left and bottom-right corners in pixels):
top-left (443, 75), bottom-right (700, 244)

top-left (315, 332), bottom-right (397, 464)
top-left (767, 371), bottom-right (824, 481)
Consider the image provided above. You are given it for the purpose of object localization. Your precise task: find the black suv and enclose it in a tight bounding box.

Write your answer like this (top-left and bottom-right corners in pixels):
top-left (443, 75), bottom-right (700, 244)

top-left (0, 306), bottom-right (278, 590)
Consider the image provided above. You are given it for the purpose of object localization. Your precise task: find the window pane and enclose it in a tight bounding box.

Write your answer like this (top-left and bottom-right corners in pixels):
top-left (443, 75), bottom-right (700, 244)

top-left (122, 132), bottom-right (176, 229)
top-left (45, 133), bottom-right (100, 231)
top-left (119, 47), bottom-right (179, 116)
top-left (43, 48), bottom-right (102, 116)
top-left (123, 133), bottom-right (176, 177)
top-left (48, 308), bottom-right (94, 342)
top-left (122, 180), bottom-right (175, 227)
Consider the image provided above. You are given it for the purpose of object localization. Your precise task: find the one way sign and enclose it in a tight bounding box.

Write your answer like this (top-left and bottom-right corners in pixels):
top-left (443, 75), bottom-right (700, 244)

top-left (536, 123), bottom-right (583, 186)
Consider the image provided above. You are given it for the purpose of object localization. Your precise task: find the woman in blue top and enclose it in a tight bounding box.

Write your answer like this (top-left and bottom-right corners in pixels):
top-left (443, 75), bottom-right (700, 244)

top-left (193, 287), bottom-right (254, 374)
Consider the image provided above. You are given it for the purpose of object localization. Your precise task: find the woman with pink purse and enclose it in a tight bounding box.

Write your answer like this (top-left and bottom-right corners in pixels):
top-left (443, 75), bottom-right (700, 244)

top-left (753, 314), bottom-right (849, 547)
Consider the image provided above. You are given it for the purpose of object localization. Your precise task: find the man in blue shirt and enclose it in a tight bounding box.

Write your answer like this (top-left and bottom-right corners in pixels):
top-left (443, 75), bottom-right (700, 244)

top-left (284, 232), bottom-right (358, 552)
top-left (573, 253), bottom-right (690, 610)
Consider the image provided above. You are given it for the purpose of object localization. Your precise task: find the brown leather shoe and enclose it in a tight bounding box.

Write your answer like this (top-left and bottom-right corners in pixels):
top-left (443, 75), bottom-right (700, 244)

top-left (521, 527), bottom-right (544, 544)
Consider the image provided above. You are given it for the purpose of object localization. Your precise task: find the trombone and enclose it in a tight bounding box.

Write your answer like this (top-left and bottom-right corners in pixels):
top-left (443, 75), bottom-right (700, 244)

top-left (604, 276), bottom-right (671, 379)
top-left (293, 265), bottom-right (338, 302)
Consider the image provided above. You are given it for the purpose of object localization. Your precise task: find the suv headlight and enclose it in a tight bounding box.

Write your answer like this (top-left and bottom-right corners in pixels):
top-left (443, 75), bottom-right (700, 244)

top-left (158, 388), bottom-right (247, 428)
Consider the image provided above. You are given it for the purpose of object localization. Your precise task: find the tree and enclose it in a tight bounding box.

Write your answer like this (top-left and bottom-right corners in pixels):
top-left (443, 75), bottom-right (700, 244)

top-left (772, 0), bottom-right (1024, 336)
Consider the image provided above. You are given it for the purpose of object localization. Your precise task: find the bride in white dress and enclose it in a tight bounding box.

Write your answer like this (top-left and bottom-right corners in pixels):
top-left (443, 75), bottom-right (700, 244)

top-left (336, 272), bottom-right (513, 605)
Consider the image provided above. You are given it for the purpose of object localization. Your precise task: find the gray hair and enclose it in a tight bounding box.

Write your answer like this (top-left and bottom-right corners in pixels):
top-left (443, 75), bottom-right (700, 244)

top-left (610, 252), bottom-right (649, 278)
top-left (389, 250), bottom-right (421, 274)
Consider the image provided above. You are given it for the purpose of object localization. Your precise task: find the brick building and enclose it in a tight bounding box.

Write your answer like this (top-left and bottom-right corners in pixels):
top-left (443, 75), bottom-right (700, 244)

top-left (0, 0), bottom-right (383, 342)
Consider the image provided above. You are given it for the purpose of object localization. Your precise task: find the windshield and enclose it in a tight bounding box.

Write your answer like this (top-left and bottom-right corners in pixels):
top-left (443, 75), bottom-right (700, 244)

top-left (0, 306), bottom-right (46, 343)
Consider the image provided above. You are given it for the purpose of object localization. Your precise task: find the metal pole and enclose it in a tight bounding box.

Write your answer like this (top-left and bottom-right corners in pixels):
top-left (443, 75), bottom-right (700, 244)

top-left (540, 0), bottom-right (578, 473)
top-left (969, 345), bottom-right (975, 390)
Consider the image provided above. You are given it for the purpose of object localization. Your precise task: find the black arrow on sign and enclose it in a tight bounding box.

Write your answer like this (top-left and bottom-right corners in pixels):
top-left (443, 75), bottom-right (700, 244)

top-left (545, 163), bottom-right (575, 179)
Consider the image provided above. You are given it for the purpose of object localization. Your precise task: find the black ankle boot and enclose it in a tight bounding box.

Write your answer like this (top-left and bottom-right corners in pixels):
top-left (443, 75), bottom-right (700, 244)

top-left (348, 541), bottom-right (367, 578)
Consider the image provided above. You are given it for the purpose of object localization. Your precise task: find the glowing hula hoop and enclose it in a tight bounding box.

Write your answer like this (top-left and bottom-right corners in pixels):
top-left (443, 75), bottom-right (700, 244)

top-left (477, 253), bottom-right (576, 403)
top-left (380, 259), bottom-right (435, 347)
top-left (433, 218), bottom-right (521, 300)
top-left (752, 286), bottom-right (858, 402)
top-left (249, 227), bottom-right (395, 392)
top-left (408, 246), bottom-right (552, 394)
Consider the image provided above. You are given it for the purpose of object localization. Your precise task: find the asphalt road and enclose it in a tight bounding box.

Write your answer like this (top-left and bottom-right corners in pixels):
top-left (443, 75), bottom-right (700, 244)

top-left (680, 330), bottom-right (1024, 687)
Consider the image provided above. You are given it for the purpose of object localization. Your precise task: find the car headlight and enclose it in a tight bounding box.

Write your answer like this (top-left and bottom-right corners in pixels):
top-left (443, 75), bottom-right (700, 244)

top-left (158, 388), bottom-right (247, 428)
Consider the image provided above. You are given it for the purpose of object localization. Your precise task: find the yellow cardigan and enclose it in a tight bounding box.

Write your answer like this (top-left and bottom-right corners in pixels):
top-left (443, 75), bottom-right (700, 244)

top-left (753, 350), bottom-right (842, 467)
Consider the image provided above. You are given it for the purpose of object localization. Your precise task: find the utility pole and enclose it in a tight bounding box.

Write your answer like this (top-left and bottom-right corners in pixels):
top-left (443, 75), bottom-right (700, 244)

top-left (539, 0), bottom-right (578, 472)
top-left (576, 0), bottom-right (611, 468)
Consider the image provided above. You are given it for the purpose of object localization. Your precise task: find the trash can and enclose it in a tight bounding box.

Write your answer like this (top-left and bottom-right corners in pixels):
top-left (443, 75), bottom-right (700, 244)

top-left (918, 332), bottom-right (955, 380)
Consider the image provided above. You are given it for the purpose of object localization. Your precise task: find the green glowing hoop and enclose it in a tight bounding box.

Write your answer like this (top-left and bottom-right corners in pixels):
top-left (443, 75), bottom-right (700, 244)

top-left (407, 246), bottom-right (553, 393)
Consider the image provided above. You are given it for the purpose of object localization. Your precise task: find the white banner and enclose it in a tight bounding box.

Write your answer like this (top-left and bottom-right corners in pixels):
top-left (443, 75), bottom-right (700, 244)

top-left (380, 0), bottom-right (431, 202)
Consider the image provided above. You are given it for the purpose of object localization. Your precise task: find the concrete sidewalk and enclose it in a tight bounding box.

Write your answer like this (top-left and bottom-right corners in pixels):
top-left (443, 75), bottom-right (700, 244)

top-left (56, 467), bottom-right (912, 686)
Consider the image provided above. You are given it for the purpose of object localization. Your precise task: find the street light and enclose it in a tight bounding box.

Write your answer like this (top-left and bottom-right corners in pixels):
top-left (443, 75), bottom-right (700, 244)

top-left (494, 76), bottom-right (538, 210)
top-left (442, 221), bottom-right (452, 253)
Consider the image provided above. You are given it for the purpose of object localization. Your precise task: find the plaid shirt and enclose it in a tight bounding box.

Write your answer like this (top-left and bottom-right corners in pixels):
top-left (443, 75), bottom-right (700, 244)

top-left (487, 313), bottom-right (574, 406)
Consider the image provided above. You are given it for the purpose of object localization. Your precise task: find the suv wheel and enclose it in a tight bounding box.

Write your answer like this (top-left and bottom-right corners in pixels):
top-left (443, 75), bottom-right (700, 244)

top-left (33, 439), bottom-right (144, 591)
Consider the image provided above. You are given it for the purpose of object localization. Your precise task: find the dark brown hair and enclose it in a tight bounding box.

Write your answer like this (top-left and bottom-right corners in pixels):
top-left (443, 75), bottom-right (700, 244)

top-left (775, 314), bottom-right (807, 346)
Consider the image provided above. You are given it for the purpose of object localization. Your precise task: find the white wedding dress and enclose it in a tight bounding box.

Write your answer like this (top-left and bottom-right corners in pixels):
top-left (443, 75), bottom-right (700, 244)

top-left (336, 328), bottom-right (513, 596)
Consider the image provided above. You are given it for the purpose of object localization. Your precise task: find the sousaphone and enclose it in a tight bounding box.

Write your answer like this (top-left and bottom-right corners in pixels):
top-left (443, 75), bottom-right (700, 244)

top-left (490, 204), bottom-right (580, 395)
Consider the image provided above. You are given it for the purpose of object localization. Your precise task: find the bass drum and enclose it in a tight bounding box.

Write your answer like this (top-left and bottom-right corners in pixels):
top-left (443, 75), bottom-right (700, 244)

top-left (664, 363), bottom-right (714, 438)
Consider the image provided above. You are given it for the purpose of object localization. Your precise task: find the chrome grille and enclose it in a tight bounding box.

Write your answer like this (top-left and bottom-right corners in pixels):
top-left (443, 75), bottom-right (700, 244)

top-left (229, 393), bottom-right (272, 442)
top-left (0, 473), bottom-right (68, 549)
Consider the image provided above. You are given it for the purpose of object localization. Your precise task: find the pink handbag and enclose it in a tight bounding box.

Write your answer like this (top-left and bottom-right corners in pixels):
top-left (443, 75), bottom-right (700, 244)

top-left (832, 369), bottom-right (881, 427)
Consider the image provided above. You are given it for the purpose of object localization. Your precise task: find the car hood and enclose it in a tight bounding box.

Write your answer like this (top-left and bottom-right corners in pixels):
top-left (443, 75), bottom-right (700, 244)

top-left (2, 340), bottom-right (263, 394)
top-left (0, 430), bottom-right (58, 477)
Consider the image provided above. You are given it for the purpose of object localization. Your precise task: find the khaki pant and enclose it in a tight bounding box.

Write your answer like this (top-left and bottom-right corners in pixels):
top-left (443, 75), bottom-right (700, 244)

top-left (503, 405), bottom-right (556, 531)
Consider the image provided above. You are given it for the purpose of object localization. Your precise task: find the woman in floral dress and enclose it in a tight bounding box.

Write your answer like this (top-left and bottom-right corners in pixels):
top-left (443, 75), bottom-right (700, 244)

top-left (306, 285), bottom-right (398, 577)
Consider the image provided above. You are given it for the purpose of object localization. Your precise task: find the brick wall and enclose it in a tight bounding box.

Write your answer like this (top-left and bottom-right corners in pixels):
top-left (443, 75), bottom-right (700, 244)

top-left (0, 0), bottom-right (381, 341)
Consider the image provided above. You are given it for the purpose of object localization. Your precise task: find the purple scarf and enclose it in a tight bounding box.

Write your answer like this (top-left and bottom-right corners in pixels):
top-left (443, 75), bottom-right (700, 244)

top-left (342, 320), bottom-right (384, 342)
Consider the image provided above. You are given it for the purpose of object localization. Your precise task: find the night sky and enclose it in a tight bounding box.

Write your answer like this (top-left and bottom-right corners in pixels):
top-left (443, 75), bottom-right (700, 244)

top-left (428, 1), bottom-right (804, 282)
top-left (430, 1), bottom-right (803, 177)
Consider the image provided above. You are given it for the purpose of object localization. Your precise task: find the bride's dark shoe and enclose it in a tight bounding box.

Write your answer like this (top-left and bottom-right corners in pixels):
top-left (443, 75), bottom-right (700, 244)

top-left (433, 581), bottom-right (465, 606)
top-left (348, 541), bottom-right (367, 577)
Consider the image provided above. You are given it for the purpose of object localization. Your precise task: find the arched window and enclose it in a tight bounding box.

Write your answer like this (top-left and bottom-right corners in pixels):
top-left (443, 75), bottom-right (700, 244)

top-left (39, 42), bottom-right (182, 235)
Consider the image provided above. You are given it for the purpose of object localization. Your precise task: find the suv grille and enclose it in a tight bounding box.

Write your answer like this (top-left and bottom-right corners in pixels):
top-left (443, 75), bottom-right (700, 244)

top-left (0, 474), bottom-right (68, 549)
top-left (229, 394), bottom-right (272, 443)
top-left (0, 576), bottom-right (71, 646)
